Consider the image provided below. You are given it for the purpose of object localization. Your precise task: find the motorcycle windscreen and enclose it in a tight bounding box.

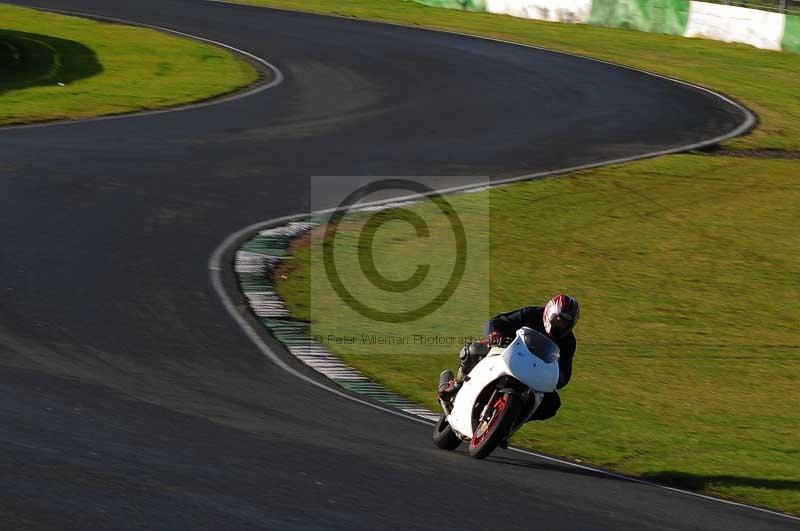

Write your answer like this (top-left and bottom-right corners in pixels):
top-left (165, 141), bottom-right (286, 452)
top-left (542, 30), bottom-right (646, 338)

top-left (519, 327), bottom-right (560, 363)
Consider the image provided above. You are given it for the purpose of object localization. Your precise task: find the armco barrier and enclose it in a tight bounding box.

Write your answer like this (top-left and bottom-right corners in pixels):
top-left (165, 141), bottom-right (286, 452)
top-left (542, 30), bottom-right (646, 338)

top-left (419, 0), bottom-right (800, 53)
top-left (782, 14), bottom-right (800, 51)
top-left (589, 0), bottom-right (689, 35)
top-left (684, 1), bottom-right (785, 50)
top-left (487, 0), bottom-right (593, 23)
top-left (416, 0), bottom-right (487, 11)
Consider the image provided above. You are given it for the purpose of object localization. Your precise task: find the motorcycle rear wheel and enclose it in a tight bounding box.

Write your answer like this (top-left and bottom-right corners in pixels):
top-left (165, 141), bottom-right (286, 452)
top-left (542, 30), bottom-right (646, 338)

top-left (468, 393), bottom-right (519, 459)
top-left (432, 414), bottom-right (462, 450)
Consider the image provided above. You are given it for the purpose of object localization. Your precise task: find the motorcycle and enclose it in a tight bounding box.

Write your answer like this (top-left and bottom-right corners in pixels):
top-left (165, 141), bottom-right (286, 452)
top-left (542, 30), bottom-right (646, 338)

top-left (432, 327), bottom-right (560, 459)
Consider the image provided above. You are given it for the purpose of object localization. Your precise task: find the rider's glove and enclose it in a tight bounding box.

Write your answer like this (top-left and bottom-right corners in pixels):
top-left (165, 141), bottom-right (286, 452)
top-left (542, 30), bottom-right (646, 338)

top-left (487, 331), bottom-right (504, 346)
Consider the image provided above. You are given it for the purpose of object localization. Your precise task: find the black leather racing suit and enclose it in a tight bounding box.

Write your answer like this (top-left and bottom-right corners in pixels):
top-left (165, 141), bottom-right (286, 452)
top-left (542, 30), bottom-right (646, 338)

top-left (457, 306), bottom-right (576, 421)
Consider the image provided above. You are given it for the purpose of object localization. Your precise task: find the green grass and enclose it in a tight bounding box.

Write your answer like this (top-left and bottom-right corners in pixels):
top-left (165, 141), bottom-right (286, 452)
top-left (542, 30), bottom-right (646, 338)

top-left (263, 0), bottom-right (800, 515)
top-left (0, 3), bottom-right (258, 125)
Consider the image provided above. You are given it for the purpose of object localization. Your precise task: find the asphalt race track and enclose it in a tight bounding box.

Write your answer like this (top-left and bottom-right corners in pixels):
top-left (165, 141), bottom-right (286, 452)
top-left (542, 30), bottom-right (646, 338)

top-left (0, 1), bottom-right (795, 529)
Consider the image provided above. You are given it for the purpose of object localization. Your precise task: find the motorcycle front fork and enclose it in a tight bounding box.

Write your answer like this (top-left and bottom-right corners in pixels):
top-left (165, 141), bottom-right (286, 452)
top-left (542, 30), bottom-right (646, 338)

top-left (439, 398), bottom-right (453, 416)
top-left (478, 389), bottom-right (499, 423)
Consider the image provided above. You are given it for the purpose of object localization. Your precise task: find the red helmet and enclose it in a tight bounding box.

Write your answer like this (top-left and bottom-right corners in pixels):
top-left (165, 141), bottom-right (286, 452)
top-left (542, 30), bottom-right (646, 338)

top-left (543, 294), bottom-right (581, 338)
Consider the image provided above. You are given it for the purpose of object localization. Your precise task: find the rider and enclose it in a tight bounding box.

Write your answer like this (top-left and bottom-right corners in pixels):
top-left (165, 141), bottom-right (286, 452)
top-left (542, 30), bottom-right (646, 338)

top-left (438, 293), bottom-right (580, 421)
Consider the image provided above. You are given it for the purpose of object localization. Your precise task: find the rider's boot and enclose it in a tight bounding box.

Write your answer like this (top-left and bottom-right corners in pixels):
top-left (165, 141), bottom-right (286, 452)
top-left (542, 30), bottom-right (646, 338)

top-left (437, 370), bottom-right (459, 402)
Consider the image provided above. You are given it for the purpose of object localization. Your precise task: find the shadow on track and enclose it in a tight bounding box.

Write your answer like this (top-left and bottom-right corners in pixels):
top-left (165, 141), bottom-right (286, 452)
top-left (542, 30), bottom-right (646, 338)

top-left (490, 455), bottom-right (800, 496)
top-left (482, 453), bottom-right (630, 482)
top-left (642, 471), bottom-right (800, 492)
top-left (0, 30), bottom-right (102, 94)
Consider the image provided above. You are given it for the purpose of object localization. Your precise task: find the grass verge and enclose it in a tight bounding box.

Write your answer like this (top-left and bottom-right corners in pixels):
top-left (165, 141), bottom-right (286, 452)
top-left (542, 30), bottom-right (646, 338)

top-left (237, 0), bottom-right (800, 514)
top-left (0, 3), bottom-right (259, 125)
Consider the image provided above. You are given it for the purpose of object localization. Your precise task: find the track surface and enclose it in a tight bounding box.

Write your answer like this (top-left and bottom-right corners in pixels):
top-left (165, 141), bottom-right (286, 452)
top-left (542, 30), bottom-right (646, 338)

top-left (0, 1), bottom-right (793, 529)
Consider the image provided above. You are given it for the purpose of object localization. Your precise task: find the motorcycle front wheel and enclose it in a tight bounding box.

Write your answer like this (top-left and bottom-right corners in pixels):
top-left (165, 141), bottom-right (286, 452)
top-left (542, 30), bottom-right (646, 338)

top-left (468, 392), bottom-right (519, 459)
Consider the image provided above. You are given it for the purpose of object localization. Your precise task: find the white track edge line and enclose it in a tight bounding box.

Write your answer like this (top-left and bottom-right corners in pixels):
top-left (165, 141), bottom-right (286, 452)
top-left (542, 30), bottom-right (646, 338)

top-left (0, 6), bottom-right (285, 131)
top-left (209, 266), bottom-right (432, 428)
top-left (507, 446), bottom-right (800, 521)
top-left (208, 0), bottom-right (756, 142)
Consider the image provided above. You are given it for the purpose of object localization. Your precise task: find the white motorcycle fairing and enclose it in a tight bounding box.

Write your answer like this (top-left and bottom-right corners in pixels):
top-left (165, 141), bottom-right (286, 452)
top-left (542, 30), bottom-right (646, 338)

top-left (447, 328), bottom-right (560, 438)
